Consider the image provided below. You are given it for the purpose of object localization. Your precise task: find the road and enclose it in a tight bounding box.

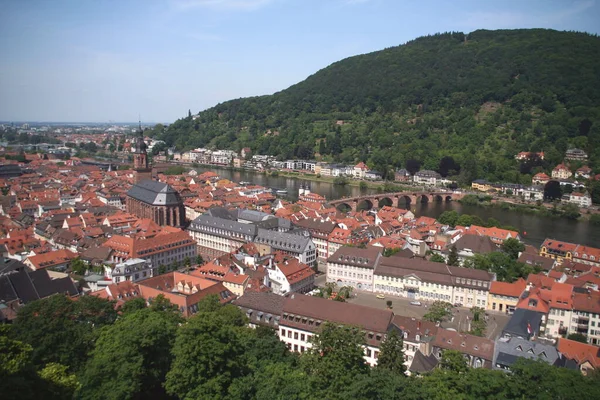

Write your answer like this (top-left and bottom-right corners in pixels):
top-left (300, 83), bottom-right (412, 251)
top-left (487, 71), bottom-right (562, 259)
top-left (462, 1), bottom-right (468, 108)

top-left (315, 282), bottom-right (510, 339)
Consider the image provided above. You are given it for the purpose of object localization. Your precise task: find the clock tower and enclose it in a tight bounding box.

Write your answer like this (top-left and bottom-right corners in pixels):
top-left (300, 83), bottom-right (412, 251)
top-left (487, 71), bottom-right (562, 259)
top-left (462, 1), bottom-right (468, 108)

top-left (133, 121), bottom-right (151, 183)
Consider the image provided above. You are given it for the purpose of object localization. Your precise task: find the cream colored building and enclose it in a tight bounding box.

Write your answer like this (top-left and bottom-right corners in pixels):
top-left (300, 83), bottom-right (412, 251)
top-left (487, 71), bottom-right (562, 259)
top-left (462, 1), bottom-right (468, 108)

top-left (373, 257), bottom-right (494, 308)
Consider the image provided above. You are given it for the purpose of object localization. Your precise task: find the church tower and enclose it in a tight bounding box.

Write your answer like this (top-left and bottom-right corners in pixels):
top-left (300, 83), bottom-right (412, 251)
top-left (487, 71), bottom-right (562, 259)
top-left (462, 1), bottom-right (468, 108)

top-left (133, 121), bottom-right (152, 183)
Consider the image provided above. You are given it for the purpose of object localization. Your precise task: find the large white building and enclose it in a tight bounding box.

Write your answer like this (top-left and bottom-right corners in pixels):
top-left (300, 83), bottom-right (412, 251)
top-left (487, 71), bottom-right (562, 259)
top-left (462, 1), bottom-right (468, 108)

top-left (326, 246), bottom-right (382, 291)
top-left (188, 208), bottom-right (316, 265)
top-left (413, 170), bottom-right (442, 186)
top-left (373, 256), bottom-right (495, 308)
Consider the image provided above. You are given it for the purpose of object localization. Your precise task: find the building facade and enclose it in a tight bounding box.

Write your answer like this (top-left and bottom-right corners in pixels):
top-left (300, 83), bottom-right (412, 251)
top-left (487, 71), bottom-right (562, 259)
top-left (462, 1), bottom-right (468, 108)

top-left (326, 246), bottom-right (382, 291)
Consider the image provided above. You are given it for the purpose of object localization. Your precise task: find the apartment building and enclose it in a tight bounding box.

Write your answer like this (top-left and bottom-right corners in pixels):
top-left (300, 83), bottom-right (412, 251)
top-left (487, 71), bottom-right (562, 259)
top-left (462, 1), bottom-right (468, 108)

top-left (373, 256), bottom-right (494, 308)
top-left (102, 230), bottom-right (197, 269)
top-left (326, 246), bottom-right (382, 291)
top-left (278, 294), bottom-right (393, 366)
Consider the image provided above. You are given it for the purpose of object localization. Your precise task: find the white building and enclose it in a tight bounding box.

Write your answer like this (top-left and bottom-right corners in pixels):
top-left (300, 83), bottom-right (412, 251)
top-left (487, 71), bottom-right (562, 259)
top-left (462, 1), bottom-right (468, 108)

top-left (278, 294), bottom-right (393, 366)
top-left (326, 246), bottom-right (382, 291)
top-left (105, 258), bottom-right (155, 284)
top-left (563, 192), bottom-right (592, 208)
top-left (413, 170), bottom-right (442, 186)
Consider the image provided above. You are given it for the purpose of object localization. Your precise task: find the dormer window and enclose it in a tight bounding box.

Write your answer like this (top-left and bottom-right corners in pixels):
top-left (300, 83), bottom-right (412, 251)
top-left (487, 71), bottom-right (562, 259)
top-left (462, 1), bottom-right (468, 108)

top-left (415, 334), bottom-right (420, 341)
top-left (404, 332), bottom-right (408, 339)
top-left (516, 345), bottom-right (523, 352)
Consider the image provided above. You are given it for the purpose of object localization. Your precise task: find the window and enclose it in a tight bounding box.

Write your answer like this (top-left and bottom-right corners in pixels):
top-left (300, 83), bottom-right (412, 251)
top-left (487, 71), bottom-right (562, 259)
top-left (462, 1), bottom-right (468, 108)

top-left (294, 332), bottom-right (298, 340)
top-left (294, 344), bottom-right (298, 352)
top-left (374, 351), bottom-right (379, 359)
top-left (366, 349), bottom-right (372, 357)
top-left (281, 329), bottom-right (286, 336)
top-left (288, 331), bottom-right (292, 338)
top-left (301, 333), bottom-right (305, 341)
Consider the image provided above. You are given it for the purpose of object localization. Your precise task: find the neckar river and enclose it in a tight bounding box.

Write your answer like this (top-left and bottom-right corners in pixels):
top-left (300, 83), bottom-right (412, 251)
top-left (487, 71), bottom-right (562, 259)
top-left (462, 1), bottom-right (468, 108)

top-left (195, 166), bottom-right (600, 248)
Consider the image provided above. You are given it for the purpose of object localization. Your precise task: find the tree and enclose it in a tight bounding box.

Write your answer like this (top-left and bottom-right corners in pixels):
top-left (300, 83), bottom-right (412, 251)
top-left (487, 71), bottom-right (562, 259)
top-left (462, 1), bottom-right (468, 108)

top-left (38, 363), bottom-right (80, 400)
top-left (437, 210), bottom-right (459, 226)
top-left (440, 349), bottom-right (468, 373)
top-left (405, 159), bottom-right (421, 175)
top-left (561, 203), bottom-right (581, 220)
top-left (423, 301), bottom-right (453, 323)
top-left (376, 329), bottom-right (406, 375)
top-left (165, 296), bottom-right (248, 399)
top-left (196, 254), bottom-right (204, 265)
top-left (469, 307), bottom-right (487, 336)
top-left (11, 295), bottom-right (116, 372)
top-left (567, 333), bottom-right (588, 343)
top-left (69, 257), bottom-right (87, 275)
top-left (78, 307), bottom-right (181, 400)
top-left (429, 253), bottom-right (446, 263)
top-left (544, 180), bottom-right (562, 200)
top-left (120, 297), bottom-right (147, 314)
top-left (501, 238), bottom-right (525, 260)
top-left (447, 245), bottom-right (460, 266)
top-left (301, 322), bottom-right (369, 398)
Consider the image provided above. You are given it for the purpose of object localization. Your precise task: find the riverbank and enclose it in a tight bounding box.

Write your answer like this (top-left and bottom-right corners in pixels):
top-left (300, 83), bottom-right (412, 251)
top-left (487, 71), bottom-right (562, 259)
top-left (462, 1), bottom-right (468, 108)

top-left (273, 171), bottom-right (416, 192)
top-left (459, 194), bottom-right (595, 222)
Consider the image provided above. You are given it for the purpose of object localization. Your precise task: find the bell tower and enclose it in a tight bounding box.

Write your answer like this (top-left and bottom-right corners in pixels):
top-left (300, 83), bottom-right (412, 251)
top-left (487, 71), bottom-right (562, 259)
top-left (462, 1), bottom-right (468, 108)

top-left (133, 120), bottom-right (151, 183)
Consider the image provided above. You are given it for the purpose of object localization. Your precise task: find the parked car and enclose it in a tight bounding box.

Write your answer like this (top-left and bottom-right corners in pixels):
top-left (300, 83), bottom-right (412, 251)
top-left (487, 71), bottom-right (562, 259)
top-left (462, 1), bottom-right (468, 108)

top-left (453, 302), bottom-right (462, 307)
top-left (410, 301), bottom-right (422, 306)
top-left (376, 294), bottom-right (385, 299)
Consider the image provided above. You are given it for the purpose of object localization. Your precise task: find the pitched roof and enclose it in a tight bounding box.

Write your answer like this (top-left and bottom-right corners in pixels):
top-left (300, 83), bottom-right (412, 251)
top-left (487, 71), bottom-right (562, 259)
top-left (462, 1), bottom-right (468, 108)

top-left (433, 329), bottom-right (495, 361)
top-left (557, 338), bottom-right (600, 368)
top-left (489, 278), bottom-right (526, 298)
top-left (282, 294), bottom-right (393, 334)
top-left (327, 246), bottom-right (382, 269)
top-left (233, 291), bottom-right (286, 316)
top-left (126, 179), bottom-right (183, 206)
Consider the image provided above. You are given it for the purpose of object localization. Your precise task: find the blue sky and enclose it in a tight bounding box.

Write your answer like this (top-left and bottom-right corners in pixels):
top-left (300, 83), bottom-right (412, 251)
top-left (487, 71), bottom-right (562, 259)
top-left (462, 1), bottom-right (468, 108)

top-left (1, 0), bottom-right (599, 123)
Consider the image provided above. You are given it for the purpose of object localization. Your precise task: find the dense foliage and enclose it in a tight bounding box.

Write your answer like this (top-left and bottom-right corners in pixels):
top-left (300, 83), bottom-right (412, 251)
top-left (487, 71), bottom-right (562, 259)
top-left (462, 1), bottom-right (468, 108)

top-left (156, 29), bottom-right (600, 183)
top-left (4, 294), bottom-right (600, 399)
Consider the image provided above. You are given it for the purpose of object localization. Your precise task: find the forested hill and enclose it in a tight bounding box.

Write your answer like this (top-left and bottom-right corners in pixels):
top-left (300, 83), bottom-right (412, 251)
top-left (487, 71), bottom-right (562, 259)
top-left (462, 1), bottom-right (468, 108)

top-left (156, 29), bottom-right (600, 183)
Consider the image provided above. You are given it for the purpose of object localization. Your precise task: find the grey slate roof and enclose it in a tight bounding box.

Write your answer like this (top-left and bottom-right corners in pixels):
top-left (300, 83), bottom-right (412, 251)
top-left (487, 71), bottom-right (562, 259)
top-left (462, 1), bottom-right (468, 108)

top-left (234, 292), bottom-right (286, 316)
top-left (517, 253), bottom-right (555, 272)
top-left (502, 308), bottom-right (544, 339)
top-left (493, 336), bottom-right (561, 370)
top-left (454, 235), bottom-right (497, 254)
top-left (0, 269), bottom-right (77, 304)
top-left (190, 214), bottom-right (257, 238)
top-left (255, 228), bottom-right (311, 253)
top-left (126, 179), bottom-right (183, 206)
top-left (327, 246), bottom-right (382, 269)
top-left (409, 349), bottom-right (439, 374)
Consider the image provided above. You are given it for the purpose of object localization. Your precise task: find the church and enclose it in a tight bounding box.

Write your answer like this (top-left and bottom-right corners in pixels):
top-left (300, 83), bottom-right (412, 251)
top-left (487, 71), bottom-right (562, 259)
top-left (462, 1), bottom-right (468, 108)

top-left (125, 124), bottom-right (186, 228)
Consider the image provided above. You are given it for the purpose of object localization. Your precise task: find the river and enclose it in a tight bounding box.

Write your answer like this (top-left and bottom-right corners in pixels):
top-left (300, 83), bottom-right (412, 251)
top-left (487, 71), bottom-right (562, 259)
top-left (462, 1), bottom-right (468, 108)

top-left (194, 166), bottom-right (600, 248)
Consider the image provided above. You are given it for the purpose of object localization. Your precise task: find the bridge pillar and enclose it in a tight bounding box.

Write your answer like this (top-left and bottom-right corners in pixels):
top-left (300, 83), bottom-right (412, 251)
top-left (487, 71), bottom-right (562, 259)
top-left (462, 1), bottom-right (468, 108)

top-left (351, 201), bottom-right (358, 212)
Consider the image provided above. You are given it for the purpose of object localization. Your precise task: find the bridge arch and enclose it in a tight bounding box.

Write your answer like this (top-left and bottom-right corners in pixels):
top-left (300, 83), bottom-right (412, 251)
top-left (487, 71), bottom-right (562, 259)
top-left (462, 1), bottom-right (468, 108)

top-left (357, 199), bottom-right (374, 212)
top-left (378, 197), bottom-right (394, 208)
top-left (416, 194), bottom-right (430, 204)
top-left (397, 195), bottom-right (412, 208)
top-left (335, 202), bottom-right (353, 213)
top-left (445, 195), bottom-right (453, 202)
top-left (434, 194), bottom-right (444, 202)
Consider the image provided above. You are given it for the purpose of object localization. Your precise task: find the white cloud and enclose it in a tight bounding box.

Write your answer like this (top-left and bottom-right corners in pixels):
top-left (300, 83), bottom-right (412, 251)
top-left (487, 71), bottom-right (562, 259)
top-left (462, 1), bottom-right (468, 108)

top-left (172, 0), bottom-right (273, 11)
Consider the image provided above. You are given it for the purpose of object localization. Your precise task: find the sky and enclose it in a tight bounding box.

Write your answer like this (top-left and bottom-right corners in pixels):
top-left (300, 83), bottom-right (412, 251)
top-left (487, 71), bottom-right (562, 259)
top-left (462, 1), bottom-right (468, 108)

top-left (0, 0), bottom-right (599, 123)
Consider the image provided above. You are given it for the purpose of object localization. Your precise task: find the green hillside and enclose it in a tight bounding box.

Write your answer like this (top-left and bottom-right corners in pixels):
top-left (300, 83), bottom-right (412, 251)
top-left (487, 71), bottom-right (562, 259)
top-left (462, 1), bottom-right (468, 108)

top-left (155, 29), bottom-right (600, 183)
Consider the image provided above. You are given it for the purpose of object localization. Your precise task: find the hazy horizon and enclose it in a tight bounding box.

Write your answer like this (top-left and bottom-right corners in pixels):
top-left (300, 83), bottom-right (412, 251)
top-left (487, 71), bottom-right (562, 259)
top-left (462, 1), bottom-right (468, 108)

top-left (1, 0), bottom-right (599, 124)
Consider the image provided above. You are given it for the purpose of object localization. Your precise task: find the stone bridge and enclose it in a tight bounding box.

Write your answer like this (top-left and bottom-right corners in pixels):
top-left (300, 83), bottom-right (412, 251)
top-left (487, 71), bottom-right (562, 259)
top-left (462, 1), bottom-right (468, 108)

top-left (328, 191), bottom-right (465, 212)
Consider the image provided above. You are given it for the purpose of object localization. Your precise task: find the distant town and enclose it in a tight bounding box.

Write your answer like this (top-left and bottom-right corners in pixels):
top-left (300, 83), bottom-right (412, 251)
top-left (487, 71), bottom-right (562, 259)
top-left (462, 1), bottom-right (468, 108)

top-left (1, 123), bottom-right (599, 377)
